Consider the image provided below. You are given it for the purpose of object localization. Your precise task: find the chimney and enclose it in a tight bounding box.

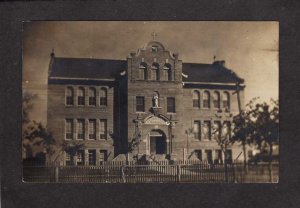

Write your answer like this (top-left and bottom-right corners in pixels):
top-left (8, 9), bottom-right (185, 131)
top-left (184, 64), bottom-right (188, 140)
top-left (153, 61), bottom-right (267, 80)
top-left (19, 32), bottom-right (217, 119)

top-left (213, 60), bottom-right (226, 67)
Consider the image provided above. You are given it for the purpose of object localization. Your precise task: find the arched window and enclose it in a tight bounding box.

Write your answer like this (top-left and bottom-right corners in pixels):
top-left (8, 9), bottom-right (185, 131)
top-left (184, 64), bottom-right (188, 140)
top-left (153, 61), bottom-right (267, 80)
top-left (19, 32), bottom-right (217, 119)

top-left (66, 87), bottom-right (74, 105)
top-left (192, 90), bottom-right (200, 108)
top-left (89, 87), bottom-right (96, 106)
top-left (139, 62), bottom-right (147, 80)
top-left (100, 87), bottom-right (107, 106)
top-left (213, 91), bottom-right (220, 109)
top-left (151, 63), bottom-right (159, 81)
top-left (163, 63), bottom-right (172, 81)
top-left (77, 87), bottom-right (85, 106)
top-left (223, 91), bottom-right (230, 109)
top-left (203, 91), bottom-right (210, 108)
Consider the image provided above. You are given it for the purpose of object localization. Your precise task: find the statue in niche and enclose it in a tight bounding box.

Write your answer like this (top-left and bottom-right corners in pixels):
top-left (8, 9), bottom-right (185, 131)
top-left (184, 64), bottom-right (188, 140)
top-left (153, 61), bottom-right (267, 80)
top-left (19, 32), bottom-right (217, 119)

top-left (153, 95), bottom-right (159, 107)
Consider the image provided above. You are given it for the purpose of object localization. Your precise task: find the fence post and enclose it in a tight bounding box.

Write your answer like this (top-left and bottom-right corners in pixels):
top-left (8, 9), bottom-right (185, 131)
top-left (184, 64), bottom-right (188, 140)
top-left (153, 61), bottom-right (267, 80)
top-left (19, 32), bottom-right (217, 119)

top-left (121, 166), bottom-right (126, 183)
top-left (232, 163), bottom-right (236, 183)
top-left (177, 164), bottom-right (181, 182)
top-left (55, 166), bottom-right (59, 183)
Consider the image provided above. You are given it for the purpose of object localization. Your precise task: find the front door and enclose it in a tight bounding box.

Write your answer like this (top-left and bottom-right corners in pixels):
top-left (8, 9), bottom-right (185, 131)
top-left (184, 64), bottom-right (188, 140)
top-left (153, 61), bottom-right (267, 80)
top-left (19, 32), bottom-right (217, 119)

top-left (150, 136), bottom-right (166, 154)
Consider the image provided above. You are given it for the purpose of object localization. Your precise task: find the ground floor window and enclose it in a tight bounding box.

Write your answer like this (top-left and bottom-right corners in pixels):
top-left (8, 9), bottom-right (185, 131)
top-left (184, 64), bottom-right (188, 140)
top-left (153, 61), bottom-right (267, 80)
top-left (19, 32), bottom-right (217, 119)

top-left (88, 150), bottom-right (96, 165)
top-left (225, 149), bottom-right (233, 164)
top-left (99, 150), bottom-right (108, 164)
top-left (214, 149), bottom-right (223, 164)
top-left (205, 150), bottom-right (213, 164)
top-left (65, 152), bottom-right (73, 166)
top-left (194, 150), bottom-right (202, 160)
top-left (76, 150), bottom-right (84, 166)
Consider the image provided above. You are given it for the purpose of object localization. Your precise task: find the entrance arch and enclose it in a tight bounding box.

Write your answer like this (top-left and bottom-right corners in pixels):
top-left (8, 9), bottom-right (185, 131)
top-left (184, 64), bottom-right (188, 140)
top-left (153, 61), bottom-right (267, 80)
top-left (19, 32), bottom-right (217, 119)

top-left (148, 129), bottom-right (167, 155)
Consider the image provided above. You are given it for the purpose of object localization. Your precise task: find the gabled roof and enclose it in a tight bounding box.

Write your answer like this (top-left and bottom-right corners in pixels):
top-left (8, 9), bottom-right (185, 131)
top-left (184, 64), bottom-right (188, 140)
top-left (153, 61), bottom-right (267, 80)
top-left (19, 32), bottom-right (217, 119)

top-left (49, 57), bottom-right (127, 80)
top-left (182, 62), bottom-right (244, 83)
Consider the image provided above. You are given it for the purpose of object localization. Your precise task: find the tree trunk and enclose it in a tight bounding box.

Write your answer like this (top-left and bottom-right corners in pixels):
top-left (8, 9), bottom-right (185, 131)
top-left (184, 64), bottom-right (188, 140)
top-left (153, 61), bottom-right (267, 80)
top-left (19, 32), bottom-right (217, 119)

top-left (224, 146), bottom-right (228, 183)
top-left (268, 143), bottom-right (273, 182)
top-left (242, 142), bottom-right (248, 173)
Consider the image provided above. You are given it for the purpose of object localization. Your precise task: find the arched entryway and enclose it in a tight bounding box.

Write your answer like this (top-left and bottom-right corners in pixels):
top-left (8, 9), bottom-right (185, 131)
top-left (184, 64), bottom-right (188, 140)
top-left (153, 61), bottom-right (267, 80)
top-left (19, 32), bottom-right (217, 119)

top-left (148, 129), bottom-right (167, 155)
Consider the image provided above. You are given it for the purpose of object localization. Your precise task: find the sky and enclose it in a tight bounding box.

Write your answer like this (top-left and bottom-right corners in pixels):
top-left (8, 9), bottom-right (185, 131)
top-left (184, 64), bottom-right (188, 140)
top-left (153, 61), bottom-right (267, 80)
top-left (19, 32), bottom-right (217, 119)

top-left (23, 21), bottom-right (278, 124)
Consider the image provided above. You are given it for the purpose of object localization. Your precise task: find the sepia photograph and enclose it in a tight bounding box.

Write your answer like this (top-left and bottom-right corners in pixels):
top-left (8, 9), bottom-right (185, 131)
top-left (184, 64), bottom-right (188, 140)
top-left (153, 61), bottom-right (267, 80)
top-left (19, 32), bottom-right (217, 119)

top-left (22, 21), bottom-right (279, 183)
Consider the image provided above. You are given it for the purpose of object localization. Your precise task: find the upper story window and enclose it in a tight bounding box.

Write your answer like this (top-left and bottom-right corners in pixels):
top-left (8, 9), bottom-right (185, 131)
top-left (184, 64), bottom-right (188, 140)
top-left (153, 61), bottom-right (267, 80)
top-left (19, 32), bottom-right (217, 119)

top-left (192, 91), bottom-right (200, 108)
top-left (100, 88), bottom-right (107, 106)
top-left (88, 119), bottom-right (96, 140)
top-left (213, 91), bottom-right (220, 109)
top-left (223, 91), bottom-right (230, 109)
top-left (202, 120), bottom-right (211, 140)
top-left (213, 121), bottom-right (221, 141)
top-left (139, 62), bottom-right (147, 80)
top-left (136, 96), bottom-right (145, 112)
top-left (193, 120), bottom-right (201, 140)
top-left (77, 119), bottom-right (85, 140)
top-left (167, 97), bottom-right (176, 113)
top-left (89, 87), bottom-right (96, 106)
top-left (100, 119), bottom-right (107, 139)
top-left (163, 63), bottom-right (172, 81)
top-left (65, 119), bottom-right (73, 140)
top-left (151, 45), bottom-right (158, 52)
top-left (66, 87), bottom-right (74, 105)
top-left (77, 87), bottom-right (85, 106)
top-left (203, 91), bottom-right (210, 108)
top-left (150, 63), bottom-right (159, 81)
top-left (222, 121), bottom-right (231, 139)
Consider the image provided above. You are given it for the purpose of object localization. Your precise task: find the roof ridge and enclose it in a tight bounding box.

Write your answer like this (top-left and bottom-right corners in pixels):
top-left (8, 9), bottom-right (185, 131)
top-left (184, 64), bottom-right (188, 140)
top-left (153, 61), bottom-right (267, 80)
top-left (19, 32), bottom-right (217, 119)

top-left (54, 57), bottom-right (126, 62)
top-left (183, 62), bottom-right (212, 65)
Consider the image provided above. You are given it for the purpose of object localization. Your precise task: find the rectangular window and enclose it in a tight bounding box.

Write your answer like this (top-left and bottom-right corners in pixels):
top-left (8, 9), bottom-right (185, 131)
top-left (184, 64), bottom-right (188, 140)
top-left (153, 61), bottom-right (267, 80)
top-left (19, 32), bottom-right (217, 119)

top-left (167, 97), bottom-right (175, 113)
top-left (214, 150), bottom-right (223, 164)
top-left (136, 96), bottom-right (145, 112)
top-left (65, 152), bottom-right (73, 166)
top-left (65, 119), bottom-right (73, 140)
top-left (100, 119), bottom-right (107, 139)
top-left (88, 119), bottom-right (96, 140)
top-left (193, 121), bottom-right (201, 140)
top-left (205, 150), bottom-right (213, 164)
top-left (88, 150), bottom-right (96, 165)
top-left (77, 119), bottom-right (85, 140)
top-left (99, 150), bottom-right (108, 164)
top-left (195, 150), bottom-right (202, 161)
top-left (213, 121), bottom-right (221, 141)
top-left (76, 150), bottom-right (84, 166)
top-left (225, 149), bottom-right (233, 164)
top-left (202, 121), bottom-right (211, 140)
top-left (222, 121), bottom-right (231, 139)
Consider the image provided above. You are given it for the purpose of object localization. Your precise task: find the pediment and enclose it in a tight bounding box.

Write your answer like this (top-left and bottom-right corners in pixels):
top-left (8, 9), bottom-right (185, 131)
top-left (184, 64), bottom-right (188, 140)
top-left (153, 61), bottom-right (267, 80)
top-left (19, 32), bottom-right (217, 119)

top-left (144, 115), bottom-right (169, 125)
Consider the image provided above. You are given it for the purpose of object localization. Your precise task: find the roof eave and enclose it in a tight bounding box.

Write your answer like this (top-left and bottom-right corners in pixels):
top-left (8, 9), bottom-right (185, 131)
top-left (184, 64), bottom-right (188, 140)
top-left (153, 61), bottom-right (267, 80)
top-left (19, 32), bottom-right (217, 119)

top-left (49, 76), bottom-right (116, 81)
